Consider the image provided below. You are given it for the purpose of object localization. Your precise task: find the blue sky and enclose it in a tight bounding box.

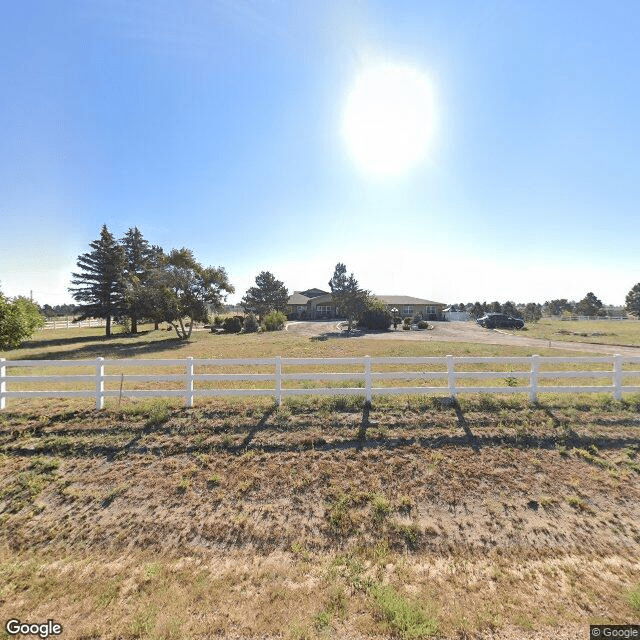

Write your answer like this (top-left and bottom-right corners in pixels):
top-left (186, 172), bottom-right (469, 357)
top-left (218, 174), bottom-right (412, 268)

top-left (1, 0), bottom-right (639, 306)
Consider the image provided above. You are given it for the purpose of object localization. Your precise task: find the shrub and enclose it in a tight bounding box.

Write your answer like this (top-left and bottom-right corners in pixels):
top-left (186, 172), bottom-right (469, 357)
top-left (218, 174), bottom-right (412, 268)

top-left (263, 310), bottom-right (286, 331)
top-left (403, 316), bottom-right (411, 326)
top-left (0, 294), bottom-right (45, 349)
top-left (358, 298), bottom-right (392, 331)
top-left (213, 316), bottom-right (223, 326)
top-left (242, 313), bottom-right (259, 333)
top-left (222, 315), bottom-right (243, 333)
top-left (417, 320), bottom-right (429, 330)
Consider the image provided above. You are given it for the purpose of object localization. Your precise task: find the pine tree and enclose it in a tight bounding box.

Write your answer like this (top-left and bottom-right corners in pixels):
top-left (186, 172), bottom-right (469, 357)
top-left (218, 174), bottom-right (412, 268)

top-left (328, 263), bottom-right (368, 332)
top-left (241, 271), bottom-right (288, 320)
top-left (625, 283), bottom-right (640, 318)
top-left (121, 227), bottom-right (153, 333)
top-left (69, 225), bottom-right (126, 337)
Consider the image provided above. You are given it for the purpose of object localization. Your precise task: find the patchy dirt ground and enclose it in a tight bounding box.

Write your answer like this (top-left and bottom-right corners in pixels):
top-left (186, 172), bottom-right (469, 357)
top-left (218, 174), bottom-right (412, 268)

top-left (1, 397), bottom-right (639, 639)
top-left (286, 320), bottom-right (640, 356)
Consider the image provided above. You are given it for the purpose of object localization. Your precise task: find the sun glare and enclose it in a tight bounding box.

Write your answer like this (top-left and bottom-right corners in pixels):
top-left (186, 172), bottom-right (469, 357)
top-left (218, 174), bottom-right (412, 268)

top-left (343, 64), bottom-right (434, 176)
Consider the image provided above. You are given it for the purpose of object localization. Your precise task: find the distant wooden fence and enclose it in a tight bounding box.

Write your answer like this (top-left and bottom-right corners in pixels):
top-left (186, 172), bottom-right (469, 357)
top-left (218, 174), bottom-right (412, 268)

top-left (559, 316), bottom-right (628, 321)
top-left (41, 318), bottom-right (106, 330)
top-left (2, 355), bottom-right (640, 411)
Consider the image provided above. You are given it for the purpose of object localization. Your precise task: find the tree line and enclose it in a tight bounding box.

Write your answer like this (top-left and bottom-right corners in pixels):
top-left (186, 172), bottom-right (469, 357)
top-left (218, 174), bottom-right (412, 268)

top-left (452, 290), bottom-right (640, 320)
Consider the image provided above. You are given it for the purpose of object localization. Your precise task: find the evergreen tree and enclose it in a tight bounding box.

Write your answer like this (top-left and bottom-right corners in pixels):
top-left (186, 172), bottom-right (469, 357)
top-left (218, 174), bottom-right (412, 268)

top-left (241, 271), bottom-right (288, 320)
top-left (502, 301), bottom-right (518, 317)
top-left (121, 227), bottom-right (153, 333)
top-left (145, 245), bottom-right (169, 330)
top-left (625, 283), bottom-right (640, 318)
top-left (576, 292), bottom-right (603, 317)
top-left (69, 225), bottom-right (126, 337)
top-left (328, 263), bottom-right (368, 332)
top-left (523, 302), bottom-right (542, 322)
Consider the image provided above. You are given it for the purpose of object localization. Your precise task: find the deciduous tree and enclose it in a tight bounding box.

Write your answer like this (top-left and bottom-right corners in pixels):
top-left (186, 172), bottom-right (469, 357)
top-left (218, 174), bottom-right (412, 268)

top-left (543, 299), bottom-right (573, 316)
top-left (0, 292), bottom-right (45, 350)
top-left (155, 248), bottom-right (234, 340)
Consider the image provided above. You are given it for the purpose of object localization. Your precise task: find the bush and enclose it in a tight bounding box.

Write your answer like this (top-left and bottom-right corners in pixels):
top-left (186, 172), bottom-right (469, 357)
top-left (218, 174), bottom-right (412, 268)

top-left (242, 313), bottom-right (259, 333)
top-left (263, 310), bottom-right (286, 331)
top-left (0, 294), bottom-right (45, 349)
top-left (222, 315), bottom-right (243, 333)
top-left (417, 320), bottom-right (429, 329)
top-left (358, 298), bottom-right (392, 331)
top-left (213, 316), bottom-right (223, 326)
top-left (403, 317), bottom-right (411, 326)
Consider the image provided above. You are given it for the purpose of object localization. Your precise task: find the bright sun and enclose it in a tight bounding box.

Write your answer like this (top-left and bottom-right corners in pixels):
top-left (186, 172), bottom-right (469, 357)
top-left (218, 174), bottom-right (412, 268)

top-left (343, 64), bottom-right (434, 176)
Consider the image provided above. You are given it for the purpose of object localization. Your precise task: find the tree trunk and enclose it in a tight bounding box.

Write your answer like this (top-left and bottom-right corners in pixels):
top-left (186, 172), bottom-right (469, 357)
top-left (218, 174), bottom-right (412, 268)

top-left (106, 315), bottom-right (111, 337)
top-left (131, 316), bottom-right (138, 334)
top-left (178, 318), bottom-right (187, 340)
top-left (154, 321), bottom-right (159, 330)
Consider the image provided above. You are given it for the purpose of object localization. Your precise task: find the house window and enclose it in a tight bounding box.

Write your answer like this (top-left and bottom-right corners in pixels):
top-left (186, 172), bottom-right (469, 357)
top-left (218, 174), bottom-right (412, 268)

top-left (317, 305), bottom-right (332, 314)
top-left (403, 306), bottom-right (413, 316)
top-left (427, 306), bottom-right (436, 314)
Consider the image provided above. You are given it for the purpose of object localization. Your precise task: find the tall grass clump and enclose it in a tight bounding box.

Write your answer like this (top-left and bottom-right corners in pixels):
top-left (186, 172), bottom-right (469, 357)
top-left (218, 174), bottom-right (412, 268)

top-left (369, 583), bottom-right (439, 638)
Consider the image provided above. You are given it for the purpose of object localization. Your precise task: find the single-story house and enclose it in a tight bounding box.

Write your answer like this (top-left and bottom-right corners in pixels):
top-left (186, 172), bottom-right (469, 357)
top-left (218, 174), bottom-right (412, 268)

top-left (287, 289), bottom-right (446, 321)
top-left (286, 289), bottom-right (337, 320)
top-left (375, 296), bottom-right (446, 321)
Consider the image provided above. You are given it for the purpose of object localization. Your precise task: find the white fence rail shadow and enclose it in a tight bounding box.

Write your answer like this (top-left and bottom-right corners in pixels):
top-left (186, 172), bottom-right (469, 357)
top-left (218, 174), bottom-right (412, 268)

top-left (3, 355), bottom-right (640, 411)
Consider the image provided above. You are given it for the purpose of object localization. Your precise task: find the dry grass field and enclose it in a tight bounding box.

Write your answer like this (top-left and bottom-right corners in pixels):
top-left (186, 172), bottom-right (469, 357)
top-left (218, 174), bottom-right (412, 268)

top-left (1, 326), bottom-right (639, 639)
top-left (504, 318), bottom-right (640, 347)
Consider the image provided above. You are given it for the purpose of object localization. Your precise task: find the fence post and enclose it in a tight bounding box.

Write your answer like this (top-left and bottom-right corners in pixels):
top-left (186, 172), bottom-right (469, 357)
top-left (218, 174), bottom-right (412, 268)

top-left (530, 355), bottom-right (539, 404)
top-left (186, 357), bottom-right (194, 407)
top-left (613, 354), bottom-right (622, 400)
top-left (66, 318), bottom-right (70, 329)
top-left (95, 357), bottom-right (104, 410)
top-left (0, 358), bottom-right (6, 410)
top-left (275, 356), bottom-right (282, 406)
top-left (364, 356), bottom-right (372, 405)
top-left (446, 355), bottom-right (456, 399)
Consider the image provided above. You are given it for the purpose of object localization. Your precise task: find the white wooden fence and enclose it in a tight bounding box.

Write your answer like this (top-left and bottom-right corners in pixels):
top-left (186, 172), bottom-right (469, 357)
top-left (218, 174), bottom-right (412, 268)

top-left (41, 318), bottom-right (106, 330)
top-left (2, 355), bottom-right (640, 411)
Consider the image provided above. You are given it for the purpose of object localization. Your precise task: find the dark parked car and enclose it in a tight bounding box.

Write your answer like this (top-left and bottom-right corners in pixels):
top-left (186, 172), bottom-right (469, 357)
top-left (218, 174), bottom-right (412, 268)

top-left (476, 313), bottom-right (525, 329)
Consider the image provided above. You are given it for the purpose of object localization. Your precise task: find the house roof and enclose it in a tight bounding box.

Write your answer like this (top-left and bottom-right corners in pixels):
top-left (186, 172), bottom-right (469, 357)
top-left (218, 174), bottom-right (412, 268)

top-left (288, 290), bottom-right (446, 308)
top-left (287, 292), bottom-right (311, 305)
top-left (299, 288), bottom-right (329, 298)
top-left (376, 295), bottom-right (446, 306)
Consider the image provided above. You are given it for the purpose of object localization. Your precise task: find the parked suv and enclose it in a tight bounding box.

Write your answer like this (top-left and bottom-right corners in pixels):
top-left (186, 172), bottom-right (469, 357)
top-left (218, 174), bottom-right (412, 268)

top-left (476, 313), bottom-right (525, 329)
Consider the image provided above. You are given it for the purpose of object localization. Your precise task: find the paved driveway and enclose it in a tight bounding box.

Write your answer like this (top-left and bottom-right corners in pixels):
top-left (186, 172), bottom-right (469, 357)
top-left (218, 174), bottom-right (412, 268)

top-left (285, 320), bottom-right (640, 355)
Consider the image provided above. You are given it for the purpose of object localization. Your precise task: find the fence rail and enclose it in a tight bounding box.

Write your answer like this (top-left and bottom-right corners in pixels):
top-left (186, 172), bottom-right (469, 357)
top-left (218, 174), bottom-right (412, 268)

top-left (2, 355), bottom-right (640, 411)
top-left (41, 318), bottom-right (106, 330)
